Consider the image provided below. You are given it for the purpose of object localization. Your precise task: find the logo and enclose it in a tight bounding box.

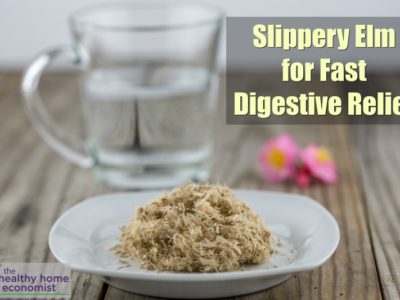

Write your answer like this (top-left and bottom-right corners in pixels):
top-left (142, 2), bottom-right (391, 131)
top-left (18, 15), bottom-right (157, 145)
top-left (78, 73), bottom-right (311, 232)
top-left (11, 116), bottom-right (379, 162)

top-left (0, 263), bottom-right (70, 299)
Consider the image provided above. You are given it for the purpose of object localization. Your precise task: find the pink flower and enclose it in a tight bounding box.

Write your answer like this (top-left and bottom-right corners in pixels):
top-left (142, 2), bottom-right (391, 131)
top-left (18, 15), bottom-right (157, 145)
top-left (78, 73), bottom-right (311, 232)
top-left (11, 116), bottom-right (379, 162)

top-left (295, 166), bottom-right (312, 188)
top-left (300, 145), bottom-right (337, 184)
top-left (258, 134), bottom-right (298, 182)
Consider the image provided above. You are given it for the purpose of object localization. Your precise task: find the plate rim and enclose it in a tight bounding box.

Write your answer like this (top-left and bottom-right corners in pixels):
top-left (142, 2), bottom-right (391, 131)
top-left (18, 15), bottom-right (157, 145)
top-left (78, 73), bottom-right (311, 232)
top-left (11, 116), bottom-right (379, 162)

top-left (48, 190), bottom-right (340, 282)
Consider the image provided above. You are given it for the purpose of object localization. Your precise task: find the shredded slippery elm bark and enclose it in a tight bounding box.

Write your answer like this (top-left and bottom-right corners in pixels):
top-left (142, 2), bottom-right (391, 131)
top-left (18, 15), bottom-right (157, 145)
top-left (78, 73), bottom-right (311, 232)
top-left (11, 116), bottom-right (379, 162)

top-left (113, 183), bottom-right (273, 272)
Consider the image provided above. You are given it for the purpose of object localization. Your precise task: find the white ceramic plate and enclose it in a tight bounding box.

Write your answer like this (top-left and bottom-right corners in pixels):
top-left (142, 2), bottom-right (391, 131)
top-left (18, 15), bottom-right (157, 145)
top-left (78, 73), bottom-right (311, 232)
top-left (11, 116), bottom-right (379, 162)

top-left (49, 190), bottom-right (340, 299)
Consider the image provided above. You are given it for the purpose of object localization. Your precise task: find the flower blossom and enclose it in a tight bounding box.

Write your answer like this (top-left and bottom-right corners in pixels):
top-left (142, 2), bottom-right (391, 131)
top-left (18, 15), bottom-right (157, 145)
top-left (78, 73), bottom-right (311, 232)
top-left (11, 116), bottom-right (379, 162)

top-left (300, 145), bottom-right (337, 184)
top-left (258, 134), bottom-right (298, 183)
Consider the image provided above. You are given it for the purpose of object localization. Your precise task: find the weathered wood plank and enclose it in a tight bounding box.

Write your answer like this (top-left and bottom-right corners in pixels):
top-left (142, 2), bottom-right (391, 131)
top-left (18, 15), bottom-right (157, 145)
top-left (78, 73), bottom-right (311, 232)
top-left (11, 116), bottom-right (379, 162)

top-left (345, 75), bottom-right (400, 300)
top-left (353, 124), bottom-right (400, 300)
top-left (0, 74), bottom-right (108, 300)
top-left (0, 73), bottom-right (388, 300)
top-left (103, 76), bottom-right (381, 300)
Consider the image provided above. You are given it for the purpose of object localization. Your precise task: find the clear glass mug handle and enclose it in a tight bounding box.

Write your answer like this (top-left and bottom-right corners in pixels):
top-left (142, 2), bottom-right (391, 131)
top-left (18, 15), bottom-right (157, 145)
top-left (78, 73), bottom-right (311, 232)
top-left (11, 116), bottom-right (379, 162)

top-left (21, 46), bottom-right (93, 168)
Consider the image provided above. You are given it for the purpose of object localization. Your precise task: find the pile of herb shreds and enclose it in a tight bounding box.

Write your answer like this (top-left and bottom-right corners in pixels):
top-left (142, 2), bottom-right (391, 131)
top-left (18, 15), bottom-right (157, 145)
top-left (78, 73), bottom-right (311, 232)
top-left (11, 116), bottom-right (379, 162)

top-left (114, 183), bottom-right (273, 272)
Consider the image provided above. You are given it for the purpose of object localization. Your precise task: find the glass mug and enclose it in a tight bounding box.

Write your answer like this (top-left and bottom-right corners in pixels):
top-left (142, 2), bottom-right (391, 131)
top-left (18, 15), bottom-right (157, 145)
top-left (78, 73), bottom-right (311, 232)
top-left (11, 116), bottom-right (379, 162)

top-left (21, 2), bottom-right (223, 189)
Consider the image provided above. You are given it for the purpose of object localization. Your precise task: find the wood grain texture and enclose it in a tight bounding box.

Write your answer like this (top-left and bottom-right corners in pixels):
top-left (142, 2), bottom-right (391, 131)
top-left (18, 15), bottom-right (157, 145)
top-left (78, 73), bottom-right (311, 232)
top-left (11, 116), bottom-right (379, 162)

top-left (353, 124), bottom-right (400, 300)
top-left (0, 73), bottom-right (109, 300)
top-left (0, 72), bottom-right (397, 300)
top-left (347, 76), bottom-right (400, 300)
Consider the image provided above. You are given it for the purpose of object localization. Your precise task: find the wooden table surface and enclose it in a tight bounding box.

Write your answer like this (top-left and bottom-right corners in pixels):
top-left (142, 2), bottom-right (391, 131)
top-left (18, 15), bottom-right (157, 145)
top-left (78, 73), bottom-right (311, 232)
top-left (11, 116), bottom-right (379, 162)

top-left (0, 72), bottom-right (399, 300)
